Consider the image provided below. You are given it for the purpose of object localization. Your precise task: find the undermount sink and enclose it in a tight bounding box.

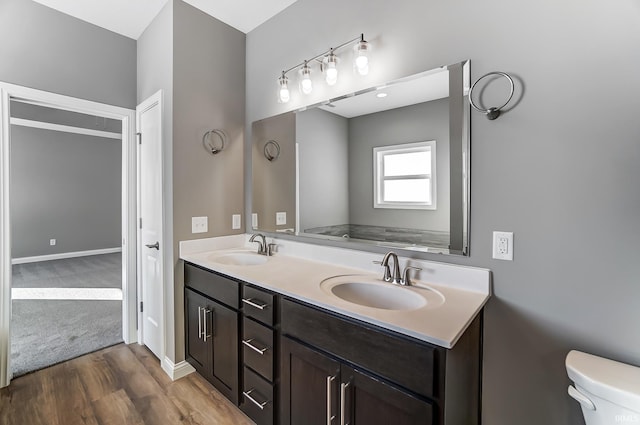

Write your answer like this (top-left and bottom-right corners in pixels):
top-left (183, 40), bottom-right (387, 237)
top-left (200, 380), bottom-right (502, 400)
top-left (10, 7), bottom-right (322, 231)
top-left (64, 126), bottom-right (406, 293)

top-left (206, 251), bottom-right (269, 266)
top-left (320, 275), bottom-right (444, 311)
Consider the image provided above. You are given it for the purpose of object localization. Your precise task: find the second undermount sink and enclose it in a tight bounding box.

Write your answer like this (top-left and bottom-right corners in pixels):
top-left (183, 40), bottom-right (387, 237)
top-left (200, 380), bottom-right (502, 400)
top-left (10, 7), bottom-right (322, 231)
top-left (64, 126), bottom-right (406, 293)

top-left (206, 250), bottom-right (269, 266)
top-left (320, 275), bottom-right (443, 311)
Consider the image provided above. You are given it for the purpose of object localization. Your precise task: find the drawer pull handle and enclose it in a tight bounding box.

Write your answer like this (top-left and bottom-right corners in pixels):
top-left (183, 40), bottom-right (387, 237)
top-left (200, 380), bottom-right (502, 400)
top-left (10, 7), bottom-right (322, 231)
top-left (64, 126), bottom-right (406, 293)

top-left (242, 338), bottom-right (270, 355)
top-left (242, 298), bottom-right (269, 310)
top-left (243, 389), bottom-right (269, 410)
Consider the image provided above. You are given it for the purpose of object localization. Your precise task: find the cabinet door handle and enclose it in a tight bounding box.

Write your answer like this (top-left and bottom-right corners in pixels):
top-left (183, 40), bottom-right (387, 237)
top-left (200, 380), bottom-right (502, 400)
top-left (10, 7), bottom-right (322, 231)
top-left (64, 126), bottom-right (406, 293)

top-left (340, 381), bottom-right (351, 425)
top-left (327, 375), bottom-right (337, 425)
top-left (242, 298), bottom-right (269, 310)
top-left (242, 338), bottom-right (270, 355)
top-left (197, 306), bottom-right (203, 339)
top-left (203, 309), bottom-right (212, 341)
top-left (243, 389), bottom-right (269, 410)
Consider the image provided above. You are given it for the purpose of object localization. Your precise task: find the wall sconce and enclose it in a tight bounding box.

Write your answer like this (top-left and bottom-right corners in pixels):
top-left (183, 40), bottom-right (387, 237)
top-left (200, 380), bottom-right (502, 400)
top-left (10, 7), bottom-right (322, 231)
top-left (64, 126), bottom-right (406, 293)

top-left (276, 33), bottom-right (371, 103)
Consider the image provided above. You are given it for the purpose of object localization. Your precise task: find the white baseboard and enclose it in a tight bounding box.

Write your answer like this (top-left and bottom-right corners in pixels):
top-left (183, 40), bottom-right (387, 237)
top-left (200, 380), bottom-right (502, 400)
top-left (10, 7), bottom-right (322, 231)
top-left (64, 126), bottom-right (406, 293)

top-left (11, 247), bottom-right (122, 264)
top-left (161, 356), bottom-right (195, 381)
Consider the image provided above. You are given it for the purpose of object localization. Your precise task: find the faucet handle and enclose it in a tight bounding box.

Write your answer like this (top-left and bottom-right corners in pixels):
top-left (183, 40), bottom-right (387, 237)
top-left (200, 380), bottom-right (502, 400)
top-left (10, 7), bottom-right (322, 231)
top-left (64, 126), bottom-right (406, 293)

top-left (373, 260), bottom-right (392, 282)
top-left (401, 266), bottom-right (422, 286)
top-left (267, 243), bottom-right (277, 256)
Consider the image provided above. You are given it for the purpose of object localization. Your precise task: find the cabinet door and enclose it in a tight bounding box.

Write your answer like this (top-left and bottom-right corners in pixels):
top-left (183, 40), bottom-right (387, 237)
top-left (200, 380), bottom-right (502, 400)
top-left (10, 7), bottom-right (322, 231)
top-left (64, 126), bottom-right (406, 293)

top-left (210, 299), bottom-right (239, 405)
top-left (341, 365), bottom-right (433, 425)
top-left (185, 288), bottom-right (212, 376)
top-left (281, 337), bottom-right (341, 425)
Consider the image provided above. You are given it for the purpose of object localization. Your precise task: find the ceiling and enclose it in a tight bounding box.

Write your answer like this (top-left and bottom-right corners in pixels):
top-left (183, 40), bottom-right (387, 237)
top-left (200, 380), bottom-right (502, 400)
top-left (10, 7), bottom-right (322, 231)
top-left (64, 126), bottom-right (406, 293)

top-left (32, 0), bottom-right (299, 39)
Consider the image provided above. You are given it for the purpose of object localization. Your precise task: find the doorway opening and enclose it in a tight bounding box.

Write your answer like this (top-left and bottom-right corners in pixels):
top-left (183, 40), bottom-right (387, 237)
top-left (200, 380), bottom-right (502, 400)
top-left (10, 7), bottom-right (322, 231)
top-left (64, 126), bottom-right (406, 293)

top-left (9, 101), bottom-right (125, 375)
top-left (0, 82), bottom-right (137, 387)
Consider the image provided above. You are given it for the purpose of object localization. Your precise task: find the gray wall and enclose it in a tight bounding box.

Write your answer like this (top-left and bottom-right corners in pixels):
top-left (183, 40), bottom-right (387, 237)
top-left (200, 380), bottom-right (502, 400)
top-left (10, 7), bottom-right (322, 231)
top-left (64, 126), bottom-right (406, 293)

top-left (0, 0), bottom-right (136, 108)
top-left (348, 98), bottom-right (450, 231)
top-left (297, 108), bottom-right (349, 231)
top-left (10, 125), bottom-right (121, 258)
top-left (138, 0), bottom-right (246, 362)
top-left (253, 112), bottom-right (296, 232)
top-left (246, 1), bottom-right (640, 424)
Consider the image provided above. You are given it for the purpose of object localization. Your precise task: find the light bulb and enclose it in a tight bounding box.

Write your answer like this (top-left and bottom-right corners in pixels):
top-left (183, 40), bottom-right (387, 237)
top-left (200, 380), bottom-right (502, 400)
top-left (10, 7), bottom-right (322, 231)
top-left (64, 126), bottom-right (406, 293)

top-left (354, 39), bottom-right (370, 76)
top-left (277, 73), bottom-right (290, 103)
top-left (324, 52), bottom-right (338, 86)
top-left (299, 64), bottom-right (313, 94)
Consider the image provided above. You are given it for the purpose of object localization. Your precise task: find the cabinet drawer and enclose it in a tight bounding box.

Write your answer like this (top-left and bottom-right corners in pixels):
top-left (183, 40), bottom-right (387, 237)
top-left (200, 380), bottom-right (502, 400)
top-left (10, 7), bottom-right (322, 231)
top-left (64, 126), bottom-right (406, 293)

top-left (281, 298), bottom-right (441, 399)
top-left (184, 263), bottom-right (239, 309)
top-left (242, 285), bottom-right (275, 326)
top-left (243, 317), bottom-right (275, 381)
top-left (241, 367), bottom-right (274, 425)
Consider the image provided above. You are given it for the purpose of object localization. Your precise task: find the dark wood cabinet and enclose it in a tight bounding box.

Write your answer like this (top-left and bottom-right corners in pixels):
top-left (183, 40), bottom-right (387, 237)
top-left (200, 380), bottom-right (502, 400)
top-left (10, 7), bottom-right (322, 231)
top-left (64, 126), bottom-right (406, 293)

top-left (184, 264), bottom-right (239, 405)
top-left (280, 298), bottom-right (480, 425)
top-left (281, 336), bottom-right (433, 425)
top-left (184, 262), bottom-right (481, 425)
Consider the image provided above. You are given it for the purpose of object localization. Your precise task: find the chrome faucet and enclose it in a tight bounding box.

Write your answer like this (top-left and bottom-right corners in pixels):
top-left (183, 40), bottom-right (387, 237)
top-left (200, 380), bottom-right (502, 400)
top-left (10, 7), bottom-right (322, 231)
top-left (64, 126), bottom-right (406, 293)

top-left (378, 252), bottom-right (422, 286)
top-left (249, 233), bottom-right (268, 256)
top-left (381, 252), bottom-right (401, 284)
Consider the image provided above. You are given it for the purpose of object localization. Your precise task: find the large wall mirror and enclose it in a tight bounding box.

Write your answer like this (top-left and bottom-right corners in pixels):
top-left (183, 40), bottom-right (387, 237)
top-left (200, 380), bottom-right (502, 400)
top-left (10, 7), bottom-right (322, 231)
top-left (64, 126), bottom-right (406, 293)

top-left (251, 60), bottom-right (470, 255)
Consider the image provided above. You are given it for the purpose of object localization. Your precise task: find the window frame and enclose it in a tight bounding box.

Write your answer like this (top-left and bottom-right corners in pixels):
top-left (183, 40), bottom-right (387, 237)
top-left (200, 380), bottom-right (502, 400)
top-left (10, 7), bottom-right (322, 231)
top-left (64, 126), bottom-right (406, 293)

top-left (373, 140), bottom-right (437, 210)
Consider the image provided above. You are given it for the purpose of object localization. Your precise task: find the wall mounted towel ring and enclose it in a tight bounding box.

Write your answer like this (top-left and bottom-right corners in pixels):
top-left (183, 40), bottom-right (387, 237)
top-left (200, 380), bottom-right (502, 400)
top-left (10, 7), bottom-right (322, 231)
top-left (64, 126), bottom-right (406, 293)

top-left (264, 140), bottom-right (280, 161)
top-left (202, 129), bottom-right (227, 154)
top-left (468, 71), bottom-right (514, 120)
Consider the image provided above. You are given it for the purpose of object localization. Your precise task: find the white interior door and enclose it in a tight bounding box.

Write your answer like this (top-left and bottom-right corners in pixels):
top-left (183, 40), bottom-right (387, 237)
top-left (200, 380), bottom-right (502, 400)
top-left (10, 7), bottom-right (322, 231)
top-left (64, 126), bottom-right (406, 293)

top-left (136, 91), bottom-right (163, 360)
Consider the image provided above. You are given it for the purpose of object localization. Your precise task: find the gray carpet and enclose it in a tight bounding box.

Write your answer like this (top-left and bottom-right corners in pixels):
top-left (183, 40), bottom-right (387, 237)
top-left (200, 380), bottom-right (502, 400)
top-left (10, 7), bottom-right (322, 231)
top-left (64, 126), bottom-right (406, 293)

top-left (11, 253), bottom-right (123, 376)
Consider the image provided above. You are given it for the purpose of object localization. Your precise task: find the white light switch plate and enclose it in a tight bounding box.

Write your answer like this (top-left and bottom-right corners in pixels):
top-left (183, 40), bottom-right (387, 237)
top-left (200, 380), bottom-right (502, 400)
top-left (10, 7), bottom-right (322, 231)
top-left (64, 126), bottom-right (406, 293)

top-left (252, 213), bottom-right (258, 229)
top-left (493, 231), bottom-right (513, 260)
top-left (276, 212), bottom-right (287, 226)
top-left (232, 214), bottom-right (241, 230)
top-left (192, 216), bottom-right (208, 234)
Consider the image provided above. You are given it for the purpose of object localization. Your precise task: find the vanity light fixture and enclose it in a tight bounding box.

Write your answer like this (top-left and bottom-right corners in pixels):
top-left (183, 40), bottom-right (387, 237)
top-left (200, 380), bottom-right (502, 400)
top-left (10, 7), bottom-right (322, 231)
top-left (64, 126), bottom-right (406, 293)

top-left (276, 33), bottom-right (372, 103)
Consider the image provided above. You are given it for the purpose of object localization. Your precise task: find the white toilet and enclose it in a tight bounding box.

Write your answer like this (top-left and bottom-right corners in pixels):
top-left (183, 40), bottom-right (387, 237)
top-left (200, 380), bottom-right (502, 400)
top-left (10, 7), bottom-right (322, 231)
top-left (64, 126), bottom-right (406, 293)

top-left (566, 350), bottom-right (640, 425)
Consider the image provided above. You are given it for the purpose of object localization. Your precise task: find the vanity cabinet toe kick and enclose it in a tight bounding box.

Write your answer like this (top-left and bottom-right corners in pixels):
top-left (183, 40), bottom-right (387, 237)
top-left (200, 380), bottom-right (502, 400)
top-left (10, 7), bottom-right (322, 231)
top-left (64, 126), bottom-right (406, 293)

top-left (183, 261), bottom-right (482, 425)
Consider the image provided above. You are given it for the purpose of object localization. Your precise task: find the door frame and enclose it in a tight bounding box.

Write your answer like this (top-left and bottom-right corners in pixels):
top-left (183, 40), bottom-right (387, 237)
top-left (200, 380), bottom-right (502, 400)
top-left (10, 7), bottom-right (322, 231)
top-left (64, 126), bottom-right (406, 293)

top-left (135, 90), bottom-right (165, 363)
top-left (0, 82), bottom-right (138, 388)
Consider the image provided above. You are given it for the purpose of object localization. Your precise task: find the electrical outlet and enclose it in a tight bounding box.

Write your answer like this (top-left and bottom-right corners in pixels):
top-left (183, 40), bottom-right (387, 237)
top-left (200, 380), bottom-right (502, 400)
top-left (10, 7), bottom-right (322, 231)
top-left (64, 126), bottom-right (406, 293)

top-left (191, 216), bottom-right (208, 234)
top-left (252, 213), bottom-right (258, 229)
top-left (232, 214), bottom-right (241, 230)
top-left (49, 239), bottom-right (56, 246)
top-left (276, 212), bottom-right (287, 226)
top-left (493, 231), bottom-right (513, 261)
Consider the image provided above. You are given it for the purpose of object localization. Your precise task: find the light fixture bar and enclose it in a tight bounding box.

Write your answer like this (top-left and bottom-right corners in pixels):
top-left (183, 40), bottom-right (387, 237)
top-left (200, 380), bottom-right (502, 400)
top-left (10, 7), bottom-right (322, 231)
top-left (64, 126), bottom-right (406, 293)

top-left (276, 33), bottom-right (370, 102)
top-left (280, 34), bottom-right (364, 76)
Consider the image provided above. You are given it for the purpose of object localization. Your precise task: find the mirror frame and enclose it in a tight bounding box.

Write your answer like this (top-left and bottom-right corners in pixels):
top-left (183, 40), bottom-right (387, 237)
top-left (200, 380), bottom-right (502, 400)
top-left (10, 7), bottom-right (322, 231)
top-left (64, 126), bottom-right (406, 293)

top-left (251, 60), bottom-right (471, 257)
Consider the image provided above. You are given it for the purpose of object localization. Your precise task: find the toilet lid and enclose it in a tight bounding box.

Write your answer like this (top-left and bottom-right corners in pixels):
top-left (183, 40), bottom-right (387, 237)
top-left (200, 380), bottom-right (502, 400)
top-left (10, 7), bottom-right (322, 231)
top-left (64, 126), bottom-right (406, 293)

top-left (566, 350), bottom-right (640, 411)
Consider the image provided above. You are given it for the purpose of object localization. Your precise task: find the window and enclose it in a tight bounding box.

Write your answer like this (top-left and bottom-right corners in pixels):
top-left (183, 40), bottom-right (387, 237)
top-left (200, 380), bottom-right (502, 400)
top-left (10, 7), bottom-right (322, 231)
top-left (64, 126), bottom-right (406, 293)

top-left (373, 141), bottom-right (436, 210)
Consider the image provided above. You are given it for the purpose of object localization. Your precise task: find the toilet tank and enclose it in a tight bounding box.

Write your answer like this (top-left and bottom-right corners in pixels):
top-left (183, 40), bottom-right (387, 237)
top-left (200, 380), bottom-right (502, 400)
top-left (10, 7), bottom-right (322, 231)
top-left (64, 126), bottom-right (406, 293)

top-left (566, 350), bottom-right (640, 425)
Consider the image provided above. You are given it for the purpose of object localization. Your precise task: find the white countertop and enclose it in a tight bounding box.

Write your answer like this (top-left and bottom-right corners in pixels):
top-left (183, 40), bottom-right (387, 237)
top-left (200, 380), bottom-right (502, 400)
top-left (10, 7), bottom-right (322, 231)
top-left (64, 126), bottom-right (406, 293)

top-left (180, 235), bottom-right (491, 349)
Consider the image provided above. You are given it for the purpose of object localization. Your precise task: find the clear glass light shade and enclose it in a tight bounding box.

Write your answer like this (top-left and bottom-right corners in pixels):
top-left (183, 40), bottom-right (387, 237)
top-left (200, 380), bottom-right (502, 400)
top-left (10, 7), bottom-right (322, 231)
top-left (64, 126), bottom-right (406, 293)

top-left (323, 53), bottom-right (339, 86)
top-left (354, 40), bottom-right (370, 76)
top-left (277, 74), bottom-right (290, 103)
top-left (299, 65), bottom-right (313, 95)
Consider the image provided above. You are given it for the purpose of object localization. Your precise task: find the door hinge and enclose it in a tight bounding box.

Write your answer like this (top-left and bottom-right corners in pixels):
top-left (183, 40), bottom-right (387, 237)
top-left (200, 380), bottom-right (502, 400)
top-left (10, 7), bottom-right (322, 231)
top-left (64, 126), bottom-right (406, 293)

top-left (137, 132), bottom-right (142, 144)
top-left (140, 301), bottom-right (143, 313)
top-left (139, 218), bottom-right (142, 229)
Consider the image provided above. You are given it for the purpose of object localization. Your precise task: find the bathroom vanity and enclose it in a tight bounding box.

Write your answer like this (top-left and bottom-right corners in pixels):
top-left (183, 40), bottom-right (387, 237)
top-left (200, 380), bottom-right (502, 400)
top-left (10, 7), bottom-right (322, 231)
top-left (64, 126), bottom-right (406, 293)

top-left (181, 236), bottom-right (490, 425)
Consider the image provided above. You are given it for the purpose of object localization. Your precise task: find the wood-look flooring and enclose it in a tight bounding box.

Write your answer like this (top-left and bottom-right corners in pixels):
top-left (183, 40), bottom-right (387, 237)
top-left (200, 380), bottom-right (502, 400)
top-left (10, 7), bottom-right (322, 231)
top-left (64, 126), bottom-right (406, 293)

top-left (0, 343), bottom-right (255, 425)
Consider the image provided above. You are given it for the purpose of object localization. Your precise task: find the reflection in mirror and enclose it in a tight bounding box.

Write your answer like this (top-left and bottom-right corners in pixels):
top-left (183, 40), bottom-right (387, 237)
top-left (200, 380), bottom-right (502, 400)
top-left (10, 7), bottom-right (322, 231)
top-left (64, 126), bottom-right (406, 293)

top-left (252, 60), bottom-right (470, 255)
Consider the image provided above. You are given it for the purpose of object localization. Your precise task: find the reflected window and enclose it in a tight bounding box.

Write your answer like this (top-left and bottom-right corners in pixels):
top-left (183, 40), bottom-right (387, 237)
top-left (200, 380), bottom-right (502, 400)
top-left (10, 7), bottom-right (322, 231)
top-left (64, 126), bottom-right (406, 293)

top-left (373, 141), bottom-right (436, 210)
